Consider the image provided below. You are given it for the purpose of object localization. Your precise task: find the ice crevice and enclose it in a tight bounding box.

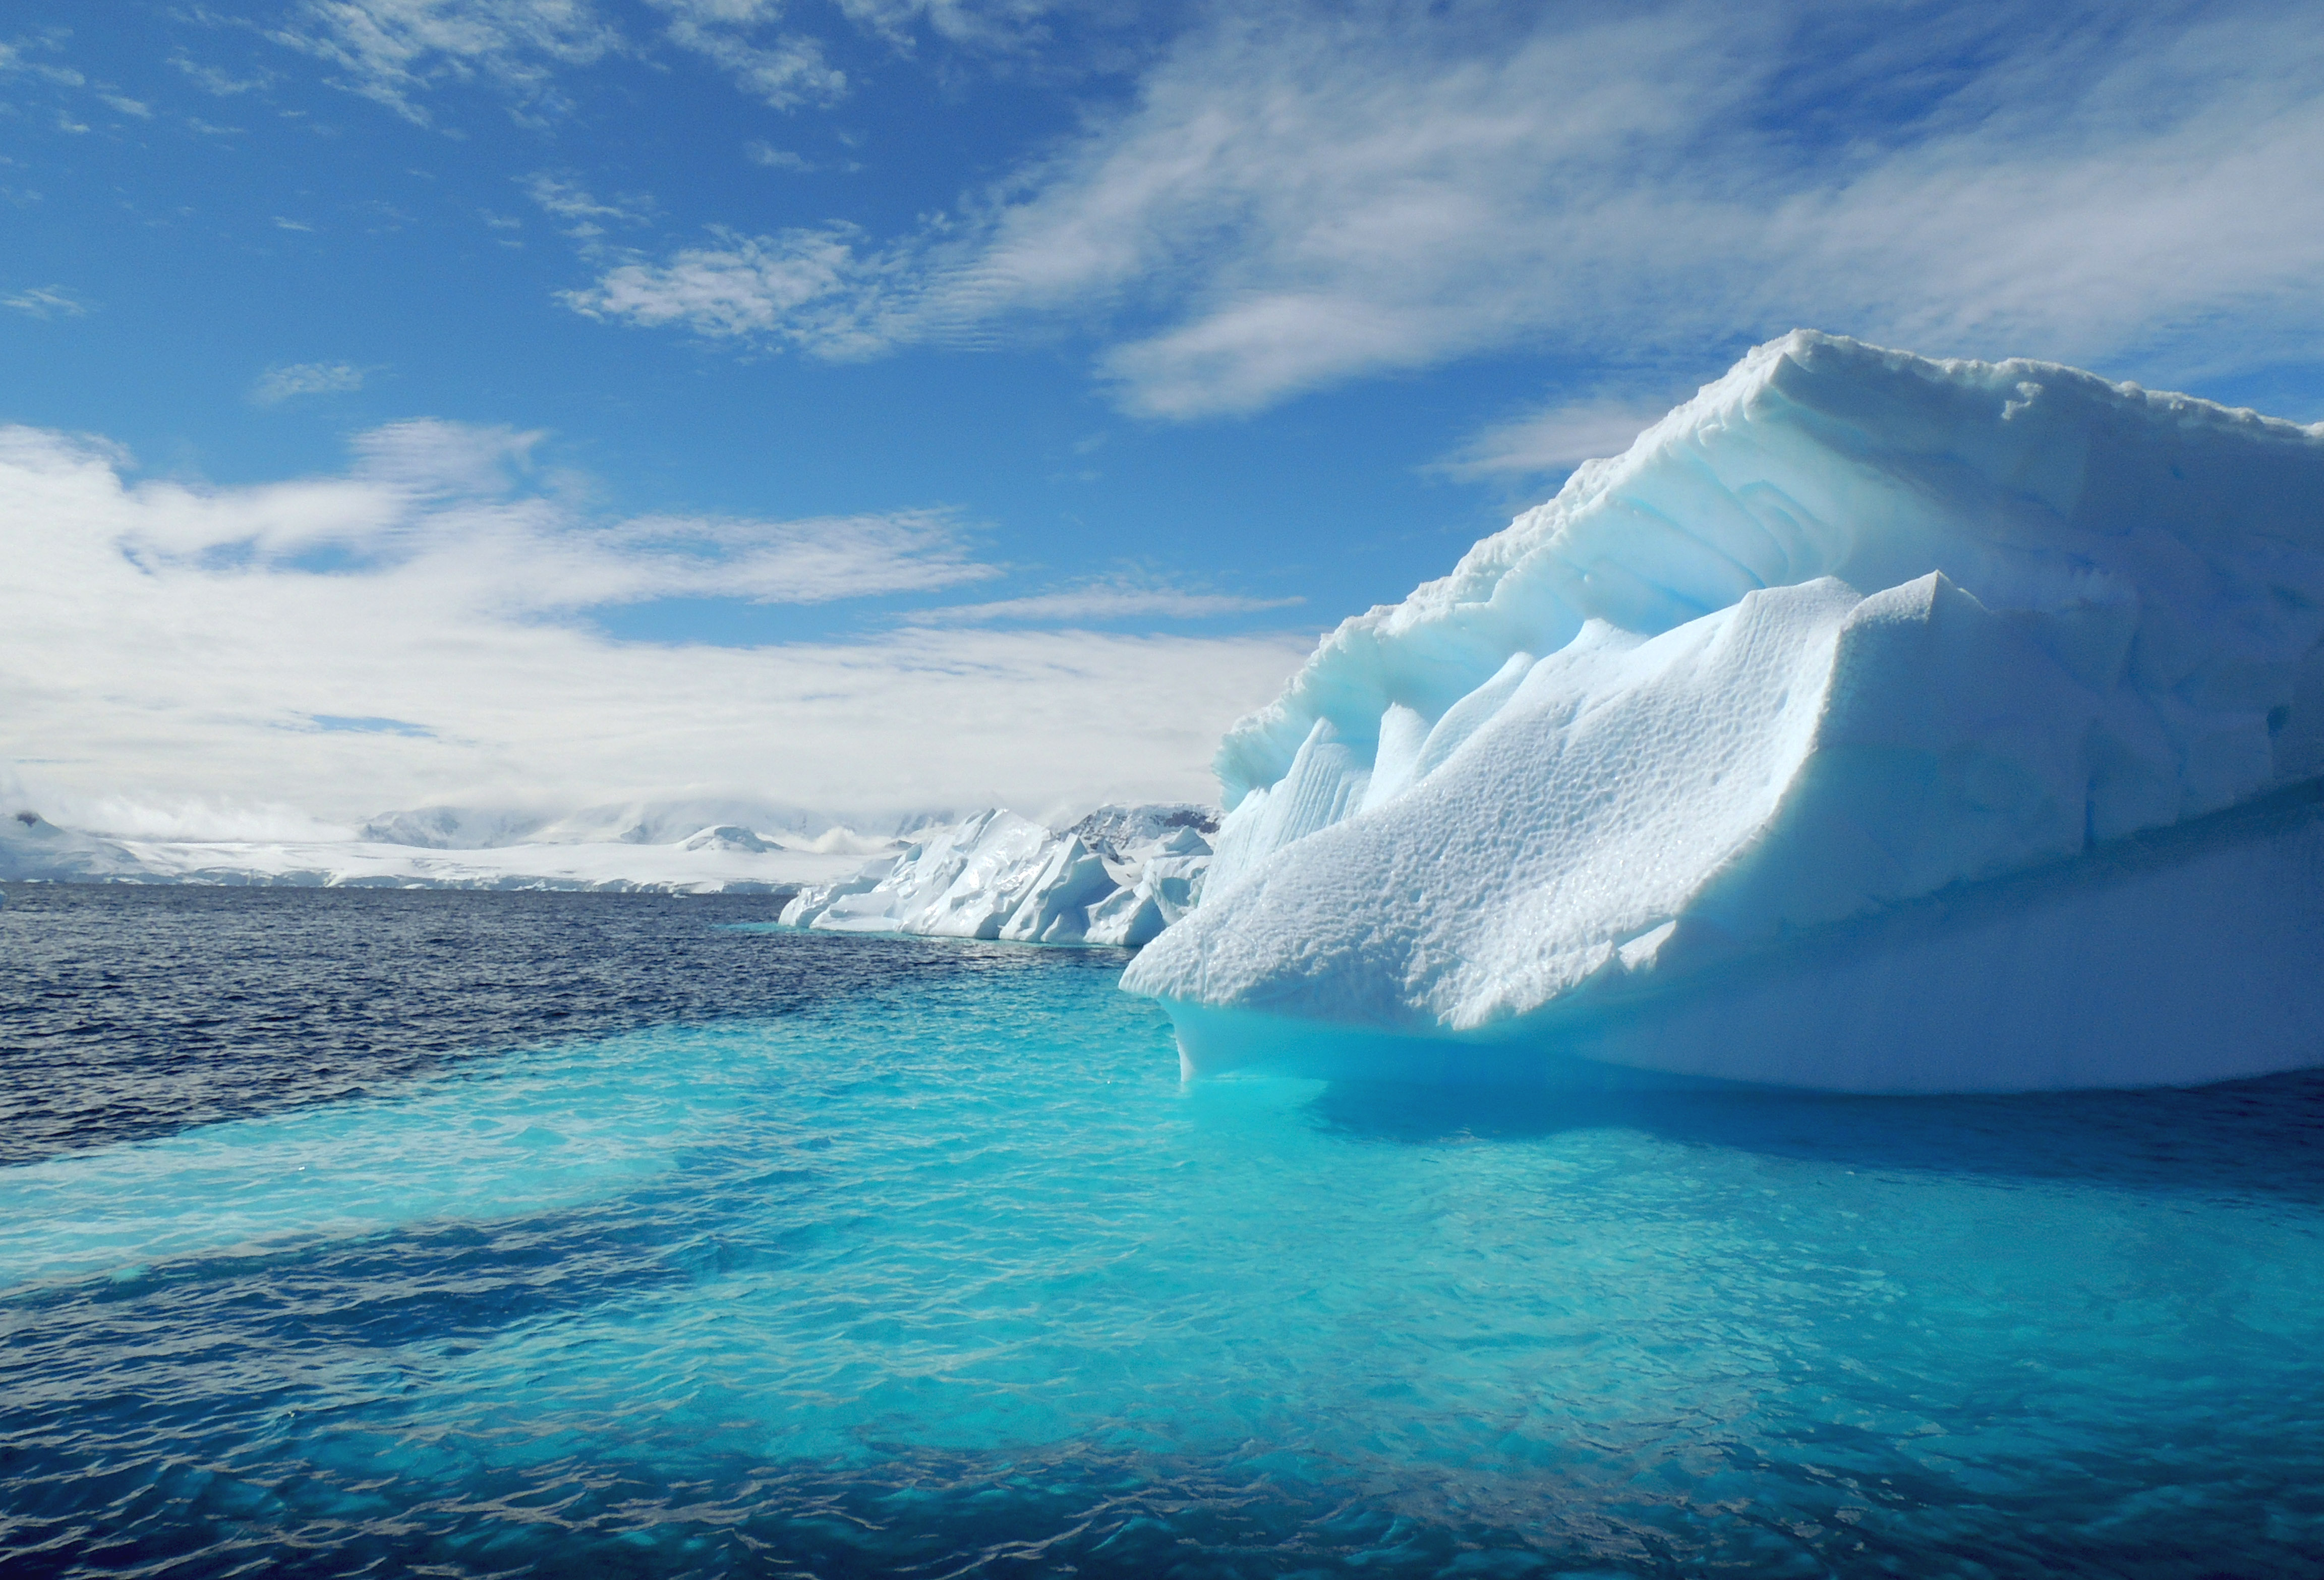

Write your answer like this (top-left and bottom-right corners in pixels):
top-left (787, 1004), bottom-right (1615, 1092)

top-left (1122, 330), bottom-right (2324, 1092)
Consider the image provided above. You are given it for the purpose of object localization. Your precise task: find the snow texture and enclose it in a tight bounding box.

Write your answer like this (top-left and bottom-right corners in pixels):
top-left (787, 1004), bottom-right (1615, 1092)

top-left (1122, 331), bottom-right (2324, 1091)
top-left (780, 805), bottom-right (1215, 946)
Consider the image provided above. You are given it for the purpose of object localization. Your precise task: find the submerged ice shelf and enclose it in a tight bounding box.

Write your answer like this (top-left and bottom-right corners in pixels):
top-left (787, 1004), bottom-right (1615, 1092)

top-left (1124, 331), bottom-right (2324, 1093)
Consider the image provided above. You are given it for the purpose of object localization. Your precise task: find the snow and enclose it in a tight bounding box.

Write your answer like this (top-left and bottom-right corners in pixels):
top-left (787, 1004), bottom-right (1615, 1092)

top-left (1123, 330), bottom-right (2324, 1092)
top-left (0, 809), bottom-right (871, 893)
top-left (781, 804), bottom-right (1215, 946)
top-left (353, 799), bottom-right (901, 852)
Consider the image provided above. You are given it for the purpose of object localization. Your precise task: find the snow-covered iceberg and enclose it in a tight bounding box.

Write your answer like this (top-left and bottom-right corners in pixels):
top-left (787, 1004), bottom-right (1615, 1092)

top-left (782, 805), bottom-right (1214, 946)
top-left (1122, 331), bottom-right (2324, 1093)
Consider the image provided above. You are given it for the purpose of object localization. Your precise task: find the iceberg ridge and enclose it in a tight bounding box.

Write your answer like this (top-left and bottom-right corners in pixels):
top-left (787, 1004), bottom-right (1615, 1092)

top-left (1122, 331), bottom-right (2324, 1091)
top-left (781, 804), bottom-right (1215, 946)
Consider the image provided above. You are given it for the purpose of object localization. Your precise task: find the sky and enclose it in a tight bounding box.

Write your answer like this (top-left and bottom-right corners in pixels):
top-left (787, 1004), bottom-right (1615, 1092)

top-left (4, 0), bottom-right (2321, 834)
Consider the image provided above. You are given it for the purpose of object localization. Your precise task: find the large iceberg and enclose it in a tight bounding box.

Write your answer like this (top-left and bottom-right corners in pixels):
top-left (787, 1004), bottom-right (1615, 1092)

top-left (782, 804), bottom-right (1214, 946)
top-left (1122, 331), bottom-right (2324, 1093)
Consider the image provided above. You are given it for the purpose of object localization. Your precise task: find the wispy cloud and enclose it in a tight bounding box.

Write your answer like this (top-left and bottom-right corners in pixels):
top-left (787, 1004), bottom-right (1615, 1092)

top-left (267, 0), bottom-right (621, 123)
top-left (744, 141), bottom-right (812, 171)
top-left (913, 575), bottom-right (1303, 626)
top-left (651, 1), bottom-right (844, 110)
top-left (170, 52), bottom-right (272, 96)
top-left (252, 361), bottom-right (370, 404)
top-left (1432, 396), bottom-right (1681, 482)
top-left (523, 171), bottom-right (654, 251)
top-left (562, 224), bottom-right (911, 355)
top-left (522, 172), bottom-right (649, 225)
top-left (97, 416), bottom-right (997, 611)
top-left (258, 0), bottom-right (1083, 125)
top-left (0, 422), bottom-right (1303, 820)
top-left (3, 285), bottom-right (89, 319)
top-left (833, 0), bottom-right (1087, 53)
top-left (560, 0), bottom-right (2324, 418)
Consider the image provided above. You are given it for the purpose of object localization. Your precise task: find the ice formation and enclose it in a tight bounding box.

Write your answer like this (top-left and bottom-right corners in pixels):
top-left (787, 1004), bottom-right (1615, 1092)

top-left (781, 805), bottom-right (1214, 946)
top-left (0, 807), bottom-right (873, 893)
top-left (1122, 331), bottom-right (2324, 1092)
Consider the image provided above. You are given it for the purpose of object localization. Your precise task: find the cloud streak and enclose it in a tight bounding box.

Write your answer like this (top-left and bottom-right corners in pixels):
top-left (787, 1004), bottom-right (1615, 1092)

top-left (562, 0), bottom-right (2324, 416)
top-left (912, 575), bottom-right (1303, 626)
top-left (1431, 396), bottom-right (1683, 481)
top-left (253, 362), bottom-right (369, 403)
top-left (270, 0), bottom-right (620, 122)
top-left (4, 285), bottom-right (90, 319)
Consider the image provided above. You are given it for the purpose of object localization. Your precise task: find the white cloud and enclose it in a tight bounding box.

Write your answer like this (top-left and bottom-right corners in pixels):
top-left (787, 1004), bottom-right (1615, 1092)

top-left (913, 575), bottom-right (1303, 625)
top-left (566, 1), bottom-right (2324, 418)
top-left (833, 0), bottom-right (1078, 52)
top-left (562, 224), bottom-right (910, 356)
top-left (654, 5), bottom-right (844, 110)
top-left (522, 171), bottom-right (649, 224)
top-left (3, 285), bottom-right (89, 318)
top-left (0, 422), bottom-right (1299, 822)
top-left (1433, 396), bottom-right (1681, 482)
top-left (96, 91), bottom-right (152, 118)
top-left (252, 361), bottom-right (370, 404)
top-left (170, 52), bottom-right (272, 96)
top-left (522, 172), bottom-right (653, 249)
top-left (270, 0), bottom-right (621, 122)
top-left (744, 140), bottom-right (812, 171)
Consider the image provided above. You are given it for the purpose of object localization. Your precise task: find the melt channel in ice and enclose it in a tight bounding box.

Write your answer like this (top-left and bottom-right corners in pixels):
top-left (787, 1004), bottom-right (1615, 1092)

top-left (1120, 331), bottom-right (2324, 1093)
top-left (780, 804), bottom-right (1215, 947)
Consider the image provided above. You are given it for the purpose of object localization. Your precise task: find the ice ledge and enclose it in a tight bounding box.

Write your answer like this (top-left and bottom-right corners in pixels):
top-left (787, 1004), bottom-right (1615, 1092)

top-left (1158, 781), bottom-right (2324, 1094)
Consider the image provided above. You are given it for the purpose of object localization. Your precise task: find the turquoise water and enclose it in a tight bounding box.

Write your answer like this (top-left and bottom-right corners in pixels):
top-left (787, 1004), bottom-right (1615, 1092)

top-left (6, 905), bottom-right (2324, 1576)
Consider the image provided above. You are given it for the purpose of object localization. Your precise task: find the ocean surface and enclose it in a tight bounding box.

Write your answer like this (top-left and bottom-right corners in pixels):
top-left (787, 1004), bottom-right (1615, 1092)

top-left (5, 885), bottom-right (2323, 1578)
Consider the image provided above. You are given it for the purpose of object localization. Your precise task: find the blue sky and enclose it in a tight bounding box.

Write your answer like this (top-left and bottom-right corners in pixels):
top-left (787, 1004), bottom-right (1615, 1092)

top-left (4, 0), bottom-right (2321, 830)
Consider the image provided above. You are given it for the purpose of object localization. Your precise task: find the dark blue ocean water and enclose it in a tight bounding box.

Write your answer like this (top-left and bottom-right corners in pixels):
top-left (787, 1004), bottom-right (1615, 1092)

top-left (5, 885), bottom-right (2323, 1578)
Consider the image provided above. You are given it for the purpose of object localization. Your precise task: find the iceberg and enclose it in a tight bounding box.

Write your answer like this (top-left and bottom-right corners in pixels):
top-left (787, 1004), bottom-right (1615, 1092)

top-left (781, 804), bottom-right (1214, 946)
top-left (1122, 331), bottom-right (2324, 1093)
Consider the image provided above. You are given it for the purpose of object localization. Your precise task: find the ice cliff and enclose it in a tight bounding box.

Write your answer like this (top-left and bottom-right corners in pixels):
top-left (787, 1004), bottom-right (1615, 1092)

top-left (781, 804), bottom-right (1215, 946)
top-left (1122, 331), bottom-right (2324, 1092)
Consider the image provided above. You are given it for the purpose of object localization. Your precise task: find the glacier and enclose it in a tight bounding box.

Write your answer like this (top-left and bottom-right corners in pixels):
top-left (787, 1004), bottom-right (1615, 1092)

top-left (1122, 331), bottom-right (2324, 1093)
top-left (782, 804), bottom-right (1215, 946)
top-left (0, 805), bottom-right (885, 894)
